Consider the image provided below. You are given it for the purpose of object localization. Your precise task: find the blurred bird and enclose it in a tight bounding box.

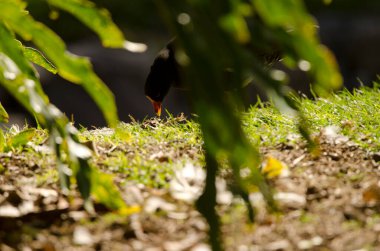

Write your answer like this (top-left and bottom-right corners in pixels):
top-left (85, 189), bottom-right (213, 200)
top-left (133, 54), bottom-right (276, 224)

top-left (144, 42), bottom-right (179, 116)
top-left (144, 40), bottom-right (280, 116)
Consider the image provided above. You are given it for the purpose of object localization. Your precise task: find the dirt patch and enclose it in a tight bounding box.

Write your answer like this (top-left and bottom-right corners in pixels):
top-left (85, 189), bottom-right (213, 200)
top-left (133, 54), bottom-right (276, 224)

top-left (1, 132), bottom-right (380, 251)
top-left (251, 135), bottom-right (380, 250)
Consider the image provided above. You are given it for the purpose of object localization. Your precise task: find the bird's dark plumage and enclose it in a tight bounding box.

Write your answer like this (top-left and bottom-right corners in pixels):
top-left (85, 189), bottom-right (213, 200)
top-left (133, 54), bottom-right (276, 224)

top-left (144, 39), bottom-right (280, 116)
top-left (144, 42), bottom-right (179, 115)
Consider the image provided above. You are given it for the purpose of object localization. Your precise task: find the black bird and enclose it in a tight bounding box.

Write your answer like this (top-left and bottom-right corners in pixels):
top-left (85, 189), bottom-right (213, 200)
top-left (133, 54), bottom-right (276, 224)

top-left (144, 42), bottom-right (179, 116)
top-left (144, 40), bottom-right (280, 116)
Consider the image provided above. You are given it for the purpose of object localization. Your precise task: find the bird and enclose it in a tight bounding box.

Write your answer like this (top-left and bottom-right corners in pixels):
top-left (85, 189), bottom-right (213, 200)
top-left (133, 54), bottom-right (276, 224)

top-left (144, 41), bottom-right (179, 116)
top-left (144, 39), bottom-right (280, 116)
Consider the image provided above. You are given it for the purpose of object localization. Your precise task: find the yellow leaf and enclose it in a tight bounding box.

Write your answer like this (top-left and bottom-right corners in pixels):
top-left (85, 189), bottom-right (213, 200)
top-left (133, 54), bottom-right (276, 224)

top-left (118, 205), bottom-right (141, 216)
top-left (261, 156), bottom-right (288, 179)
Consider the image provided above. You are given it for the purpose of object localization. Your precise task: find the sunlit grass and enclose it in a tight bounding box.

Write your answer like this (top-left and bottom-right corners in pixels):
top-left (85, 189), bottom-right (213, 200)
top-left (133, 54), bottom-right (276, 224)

top-left (81, 85), bottom-right (380, 187)
top-left (244, 85), bottom-right (380, 150)
top-left (301, 86), bottom-right (380, 150)
top-left (78, 115), bottom-right (204, 188)
top-left (8, 85), bottom-right (380, 188)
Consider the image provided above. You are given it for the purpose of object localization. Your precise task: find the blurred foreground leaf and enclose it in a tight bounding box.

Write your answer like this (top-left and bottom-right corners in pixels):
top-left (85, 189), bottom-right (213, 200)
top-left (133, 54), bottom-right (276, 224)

top-left (23, 46), bottom-right (57, 74)
top-left (46, 0), bottom-right (147, 52)
top-left (0, 102), bottom-right (9, 123)
top-left (6, 128), bottom-right (36, 150)
top-left (0, 130), bottom-right (5, 152)
top-left (0, 0), bottom-right (118, 127)
top-left (157, 0), bottom-right (342, 250)
top-left (252, 0), bottom-right (342, 95)
top-left (91, 169), bottom-right (129, 212)
top-left (0, 1), bottom-right (129, 212)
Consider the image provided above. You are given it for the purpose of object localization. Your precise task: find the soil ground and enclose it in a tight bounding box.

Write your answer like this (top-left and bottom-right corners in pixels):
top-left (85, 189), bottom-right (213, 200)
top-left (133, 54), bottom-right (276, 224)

top-left (1, 127), bottom-right (380, 251)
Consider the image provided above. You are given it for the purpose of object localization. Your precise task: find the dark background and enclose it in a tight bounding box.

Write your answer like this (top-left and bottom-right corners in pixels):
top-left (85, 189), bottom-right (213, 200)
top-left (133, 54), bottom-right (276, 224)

top-left (2, 0), bottom-right (380, 126)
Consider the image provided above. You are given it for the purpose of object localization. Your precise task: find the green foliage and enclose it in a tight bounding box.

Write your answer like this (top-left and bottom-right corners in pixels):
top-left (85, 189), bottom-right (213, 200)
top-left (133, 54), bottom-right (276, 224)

top-left (156, 0), bottom-right (342, 250)
top-left (0, 130), bottom-right (5, 152)
top-left (22, 46), bottom-right (57, 74)
top-left (46, 0), bottom-right (125, 48)
top-left (91, 169), bottom-right (127, 211)
top-left (0, 102), bottom-right (9, 123)
top-left (0, 0), bottom-right (118, 126)
top-left (253, 0), bottom-right (342, 95)
top-left (0, 126), bottom-right (45, 152)
top-left (6, 128), bottom-right (36, 151)
top-left (0, 0), bottom-right (140, 212)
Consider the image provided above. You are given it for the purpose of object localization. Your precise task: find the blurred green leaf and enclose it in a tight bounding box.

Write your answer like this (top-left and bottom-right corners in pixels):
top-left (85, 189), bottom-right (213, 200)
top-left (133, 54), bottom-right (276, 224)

top-left (46, 0), bottom-right (147, 52)
top-left (46, 0), bottom-right (124, 48)
top-left (0, 0), bottom-right (118, 127)
top-left (76, 158), bottom-right (92, 209)
top-left (23, 46), bottom-right (57, 74)
top-left (156, 1), bottom-right (343, 249)
top-left (0, 129), bottom-right (5, 152)
top-left (0, 102), bottom-right (9, 123)
top-left (220, 13), bottom-right (251, 43)
top-left (91, 169), bottom-right (127, 211)
top-left (7, 128), bottom-right (36, 150)
top-left (0, 17), bottom-right (124, 212)
top-left (253, 0), bottom-right (316, 37)
top-left (0, 22), bottom-right (48, 122)
top-left (252, 0), bottom-right (342, 95)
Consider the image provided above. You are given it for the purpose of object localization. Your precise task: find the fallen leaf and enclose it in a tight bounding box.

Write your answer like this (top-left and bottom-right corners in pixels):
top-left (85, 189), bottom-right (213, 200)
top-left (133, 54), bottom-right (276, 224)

top-left (73, 226), bottom-right (94, 246)
top-left (144, 196), bottom-right (176, 213)
top-left (163, 233), bottom-right (201, 251)
top-left (190, 243), bottom-right (211, 251)
top-left (275, 192), bottom-right (306, 209)
top-left (170, 163), bottom-right (205, 203)
top-left (0, 203), bottom-right (20, 217)
top-left (216, 178), bottom-right (233, 205)
top-left (297, 236), bottom-right (323, 250)
top-left (265, 239), bottom-right (291, 251)
top-left (262, 156), bottom-right (289, 179)
top-left (363, 183), bottom-right (380, 204)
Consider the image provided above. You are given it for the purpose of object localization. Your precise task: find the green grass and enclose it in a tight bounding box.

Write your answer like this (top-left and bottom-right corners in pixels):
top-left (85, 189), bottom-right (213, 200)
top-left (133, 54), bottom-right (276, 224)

top-left (302, 87), bottom-right (380, 150)
top-left (5, 86), bottom-right (380, 189)
top-left (79, 115), bottom-right (204, 188)
top-left (83, 85), bottom-right (380, 188)
top-left (244, 85), bottom-right (380, 150)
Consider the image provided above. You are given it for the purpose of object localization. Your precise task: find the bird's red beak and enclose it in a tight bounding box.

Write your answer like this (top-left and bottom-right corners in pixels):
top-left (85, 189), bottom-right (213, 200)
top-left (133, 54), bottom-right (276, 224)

top-left (146, 96), bottom-right (162, 116)
top-left (152, 101), bottom-right (162, 116)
